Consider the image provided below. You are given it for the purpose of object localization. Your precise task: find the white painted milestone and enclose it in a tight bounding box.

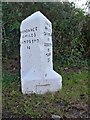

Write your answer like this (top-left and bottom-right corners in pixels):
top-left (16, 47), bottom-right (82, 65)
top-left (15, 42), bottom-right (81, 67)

top-left (20, 11), bottom-right (62, 94)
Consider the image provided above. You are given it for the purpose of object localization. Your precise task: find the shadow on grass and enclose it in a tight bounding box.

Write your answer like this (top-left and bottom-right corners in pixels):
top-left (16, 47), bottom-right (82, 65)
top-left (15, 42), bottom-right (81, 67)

top-left (2, 67), bottom-right (89, 118)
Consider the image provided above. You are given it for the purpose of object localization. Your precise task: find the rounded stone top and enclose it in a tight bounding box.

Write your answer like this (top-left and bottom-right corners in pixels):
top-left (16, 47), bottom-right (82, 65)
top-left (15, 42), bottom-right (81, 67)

top-left (21, 11), bottom-right (51, 26)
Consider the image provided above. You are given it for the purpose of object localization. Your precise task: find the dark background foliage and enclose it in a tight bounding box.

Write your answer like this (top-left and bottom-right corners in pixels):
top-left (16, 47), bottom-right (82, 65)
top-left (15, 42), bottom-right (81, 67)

top-left (2, 2), bottom-right (89, 67)
top-left (2, 2), bottom-right (89, 118)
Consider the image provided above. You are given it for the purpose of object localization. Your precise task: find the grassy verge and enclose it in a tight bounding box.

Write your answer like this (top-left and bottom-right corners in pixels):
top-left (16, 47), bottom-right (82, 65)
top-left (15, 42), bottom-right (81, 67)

top-left (2, 68), bottom-right (89, 118)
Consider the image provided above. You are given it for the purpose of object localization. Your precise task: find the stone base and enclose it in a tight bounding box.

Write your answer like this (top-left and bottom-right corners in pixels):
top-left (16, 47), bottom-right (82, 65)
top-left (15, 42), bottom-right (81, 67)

top-left (21, 70), bottom-right (62, 94)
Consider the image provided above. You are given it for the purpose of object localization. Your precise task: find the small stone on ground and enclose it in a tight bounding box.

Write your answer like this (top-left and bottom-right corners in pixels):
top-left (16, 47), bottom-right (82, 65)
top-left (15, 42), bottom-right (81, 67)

top-left (52, 114), bottom-right (61, 119)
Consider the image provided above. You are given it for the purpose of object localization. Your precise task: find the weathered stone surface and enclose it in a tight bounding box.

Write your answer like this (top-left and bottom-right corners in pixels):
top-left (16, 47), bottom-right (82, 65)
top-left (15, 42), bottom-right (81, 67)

top-left (20, 11), bottom-right (62, 94)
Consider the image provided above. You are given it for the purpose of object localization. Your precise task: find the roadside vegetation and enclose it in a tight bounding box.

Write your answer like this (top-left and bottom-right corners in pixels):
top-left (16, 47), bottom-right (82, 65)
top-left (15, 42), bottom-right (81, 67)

top-left (2, 2), bottom-right (89, 119)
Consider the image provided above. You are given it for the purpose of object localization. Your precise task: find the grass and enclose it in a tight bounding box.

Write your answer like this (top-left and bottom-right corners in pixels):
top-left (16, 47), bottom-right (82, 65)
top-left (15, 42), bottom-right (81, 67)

top-left (2, 67), bottom-right (89, 118)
